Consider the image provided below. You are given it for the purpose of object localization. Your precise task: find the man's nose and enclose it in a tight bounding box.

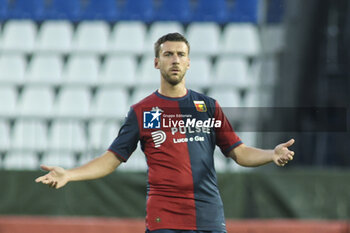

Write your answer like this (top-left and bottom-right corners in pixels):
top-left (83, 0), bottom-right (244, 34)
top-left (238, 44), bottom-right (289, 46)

top-left (172, 55), bottom-right (180, 64)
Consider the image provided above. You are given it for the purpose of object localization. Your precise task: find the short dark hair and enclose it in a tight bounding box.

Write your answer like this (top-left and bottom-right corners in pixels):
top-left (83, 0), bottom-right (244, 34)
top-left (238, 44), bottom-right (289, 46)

top-left (154, 32), bottom-right (190, 58)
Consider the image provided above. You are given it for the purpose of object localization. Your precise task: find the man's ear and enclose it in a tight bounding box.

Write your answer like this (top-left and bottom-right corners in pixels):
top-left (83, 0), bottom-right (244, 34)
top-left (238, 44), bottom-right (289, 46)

top-left (187, 58), bottom-right (190, 70)
top-left (154, 57), bottom-right (159, 69)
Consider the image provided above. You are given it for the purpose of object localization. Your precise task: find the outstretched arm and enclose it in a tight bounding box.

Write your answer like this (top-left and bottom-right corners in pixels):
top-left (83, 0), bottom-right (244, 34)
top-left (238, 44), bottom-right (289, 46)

top-left (228, 139), bottom-right (295, 167)
top-left (35, 151), bottom-right (122, 189)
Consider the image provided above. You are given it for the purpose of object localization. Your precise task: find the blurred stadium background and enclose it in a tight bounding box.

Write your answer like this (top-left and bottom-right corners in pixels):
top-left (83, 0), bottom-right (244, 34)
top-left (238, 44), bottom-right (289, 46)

top-left (0, 0), bottom-right (349, 232)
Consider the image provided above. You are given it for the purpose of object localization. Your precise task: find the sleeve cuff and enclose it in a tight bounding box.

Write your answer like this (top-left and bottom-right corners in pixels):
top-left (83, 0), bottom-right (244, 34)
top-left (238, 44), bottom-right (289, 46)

top-left (223, 141), bottom-right (243, 156)
top-left (108, 149), bottom-right (127, 162)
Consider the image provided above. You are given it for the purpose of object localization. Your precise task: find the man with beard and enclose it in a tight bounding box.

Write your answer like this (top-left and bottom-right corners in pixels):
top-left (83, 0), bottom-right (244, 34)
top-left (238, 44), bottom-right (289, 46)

top-left (36, 33), bottom-right (295, 233)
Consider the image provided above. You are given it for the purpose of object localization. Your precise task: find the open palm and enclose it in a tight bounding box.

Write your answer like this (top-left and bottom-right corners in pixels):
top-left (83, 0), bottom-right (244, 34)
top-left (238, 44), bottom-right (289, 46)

top-left (35, 165), bottom-right (69, 189)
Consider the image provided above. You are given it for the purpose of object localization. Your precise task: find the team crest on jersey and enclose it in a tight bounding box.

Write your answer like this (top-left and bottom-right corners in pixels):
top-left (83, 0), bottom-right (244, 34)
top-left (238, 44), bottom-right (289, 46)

top-left (143, 107), bottom-right (163, 129)
top-left (193, 100), bottom-right (207, 112)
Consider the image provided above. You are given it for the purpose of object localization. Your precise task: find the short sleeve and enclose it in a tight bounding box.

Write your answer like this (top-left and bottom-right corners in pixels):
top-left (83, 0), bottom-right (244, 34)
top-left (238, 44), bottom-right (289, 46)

top-left (108, 107), bottom-right (140, 162)
top-left (214, 101), bottom-right (242, 156)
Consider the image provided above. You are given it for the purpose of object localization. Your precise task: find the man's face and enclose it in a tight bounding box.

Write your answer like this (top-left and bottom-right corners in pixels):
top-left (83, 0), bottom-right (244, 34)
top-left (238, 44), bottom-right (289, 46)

top-left (155, 41), bottom-right (190, 86)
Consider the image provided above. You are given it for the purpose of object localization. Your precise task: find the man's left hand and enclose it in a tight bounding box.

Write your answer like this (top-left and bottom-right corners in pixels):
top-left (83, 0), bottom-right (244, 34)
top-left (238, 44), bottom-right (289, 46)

top-left (273, 139), bottom-right (295, 166)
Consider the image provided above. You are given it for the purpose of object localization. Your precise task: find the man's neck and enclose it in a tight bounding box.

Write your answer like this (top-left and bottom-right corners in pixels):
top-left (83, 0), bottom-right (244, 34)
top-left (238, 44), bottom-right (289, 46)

top-left (158, 80), bottom-right (187, 98)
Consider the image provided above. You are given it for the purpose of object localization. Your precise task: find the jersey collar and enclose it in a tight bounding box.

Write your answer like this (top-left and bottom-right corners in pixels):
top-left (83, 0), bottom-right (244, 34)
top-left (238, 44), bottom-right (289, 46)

top-left (155, 89), bottom-right (190, 101)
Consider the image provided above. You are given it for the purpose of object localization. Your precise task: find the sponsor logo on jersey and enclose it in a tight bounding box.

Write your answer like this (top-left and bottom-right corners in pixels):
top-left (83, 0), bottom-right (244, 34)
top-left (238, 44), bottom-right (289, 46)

top-left (143, 107), bottom-right (163, 129)
top-left (144, 106), bottom-right (221, 145)
top-left (193, 100), bottom-right (207, 112)
top-left (163, 117), bottom-right (221, 128)
top-left (151, 130), bottom-right (166, 147)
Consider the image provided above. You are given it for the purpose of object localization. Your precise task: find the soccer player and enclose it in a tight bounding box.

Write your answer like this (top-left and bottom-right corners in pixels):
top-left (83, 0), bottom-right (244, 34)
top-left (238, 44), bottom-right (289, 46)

top-left (35, 33), bottom-right (295, 233)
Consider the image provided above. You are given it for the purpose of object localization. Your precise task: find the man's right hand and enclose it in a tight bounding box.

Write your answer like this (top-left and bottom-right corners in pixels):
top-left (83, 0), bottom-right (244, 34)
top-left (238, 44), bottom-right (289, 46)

top-left (35, 165), bottom-right (69, 189)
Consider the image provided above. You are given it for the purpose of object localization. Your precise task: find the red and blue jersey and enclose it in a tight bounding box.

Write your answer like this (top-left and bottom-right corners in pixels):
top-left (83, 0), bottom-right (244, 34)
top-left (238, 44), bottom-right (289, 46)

top-left (108, 89), bottom-right (242, 231)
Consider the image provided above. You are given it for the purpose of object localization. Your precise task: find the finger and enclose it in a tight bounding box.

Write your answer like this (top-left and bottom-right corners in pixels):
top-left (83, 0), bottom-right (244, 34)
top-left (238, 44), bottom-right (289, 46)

top-left (36, 174), bottom-right (52, 183)
top-left (53, 182), bottom-right (59, 189)
top-left (285, 150), bottom-right (294, 159)
top-left (35, 175), bottom-right (47, 183)
top-left (42, 179), bottom-right (50, 184)
top-left (279, 156), bottom-right (288, 162)
top-left (40, 165), bottom-right (55, 171)
top-left (281, 159), bottom-right (288, 164)
top-left (282, 139), bottom-right (295, 148)
top-left (56, 183), bottom-right (65, 189)
top-left (48, 180), bottom-right (55, 186)
top-left (278, 158), bottom-right (285, 165)
top-left (279, 160), bottom-right (287, 166)
top-left (275, 160), bottom-right (282, 166)
top-left (49, 181), bottom-right (57, 188)
top-left (277, 160), bottom-right (285, 166)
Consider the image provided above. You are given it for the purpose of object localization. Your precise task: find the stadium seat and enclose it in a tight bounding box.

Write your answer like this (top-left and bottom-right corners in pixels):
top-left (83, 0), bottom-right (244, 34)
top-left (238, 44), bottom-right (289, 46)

top-left (77, 153), bottom-right (94, 167)
top-left (26, 54), bottom-right (63, 85)
top-left (221, 23), bottom-right (261, 56)
top-left (35, 21), bottom-right (73, 54)
top-left (138, 55), bottom-right (160, 86)
top-left (118, 148), bottom-right (147, 172)
top-left (144, 22), bottom-right (184, 55)
top-left (214, 57), bottom-right (250, 88)
top-left (266, 0), bottom-right (285, 23)
top-left (0, 54), bottom-right (26, 84)
top-left (244, 88), bottom-right (274, 107)
top-left (185, 57), bottom-right (211, 88)
top-left (186, 22), bottom-right (220, 56)
top-left (17, 86), bottom-right (54, 117)
top-left (99, 55), bottom-right (137, 86)
top-left (0, 87), bottom-right (17, 117)
top-left (1, 20), bottom-right (37, 53)
top-left (191, 0), bottom-right (227, 23)
top-left (243, 89), bottom-right (259, 107)
top-left (154, 0), bottom-right (190, 22)
top-left (130, 87), bottom-right (158, 105)
top-left (88, 120), bottom-right (120, 151)
top-left (91, 87), bottom-right (129, 119)
top-left (41, 152), bottom-right (76, 169)
top-left (108, 21), bottom-right (146, 55)
top-left (3, 151), bottom-right (38, 170)
top-left (44, 0), bottom-right (80, 21)
top-left (238, 132), bottom-right (258, 148)
top-left (258, 58), bottom-right (278, 87)
top-left (119, 0), bottom-right (154, 22)
top-left (55, 87), bottom-right (91, 118)
top-left (0, 121), bottom-right (10, 152)
top-left (79, 0), bottom-right (119, 21)
top-left (11, 119), bottom-right (48, 151)
top-left (0, 0), bottom-right (8, 20)
top-left (5, 0), bottom-right (44, 20)
top-left (207, 88), bottom-right (241, 107)
top-left (62, 55), bottom-right (99, 85)
top-left (261, 25), bottom-right (285, 54)
top-left (220, 152), bottom-right (250, 172)
top-left (73, 21), bottom-right (109, 54)
top-left (226, 0), bottom-right (259, 23)
top-left (49, 120), bottom-right (87, 152)
top-left (213, 152), bottom-right (232, 172)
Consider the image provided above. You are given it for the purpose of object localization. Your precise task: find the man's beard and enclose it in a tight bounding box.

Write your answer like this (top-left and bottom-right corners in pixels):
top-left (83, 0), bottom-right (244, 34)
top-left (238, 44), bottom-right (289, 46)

top-left (161, 70), bottom-right (186, 86)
